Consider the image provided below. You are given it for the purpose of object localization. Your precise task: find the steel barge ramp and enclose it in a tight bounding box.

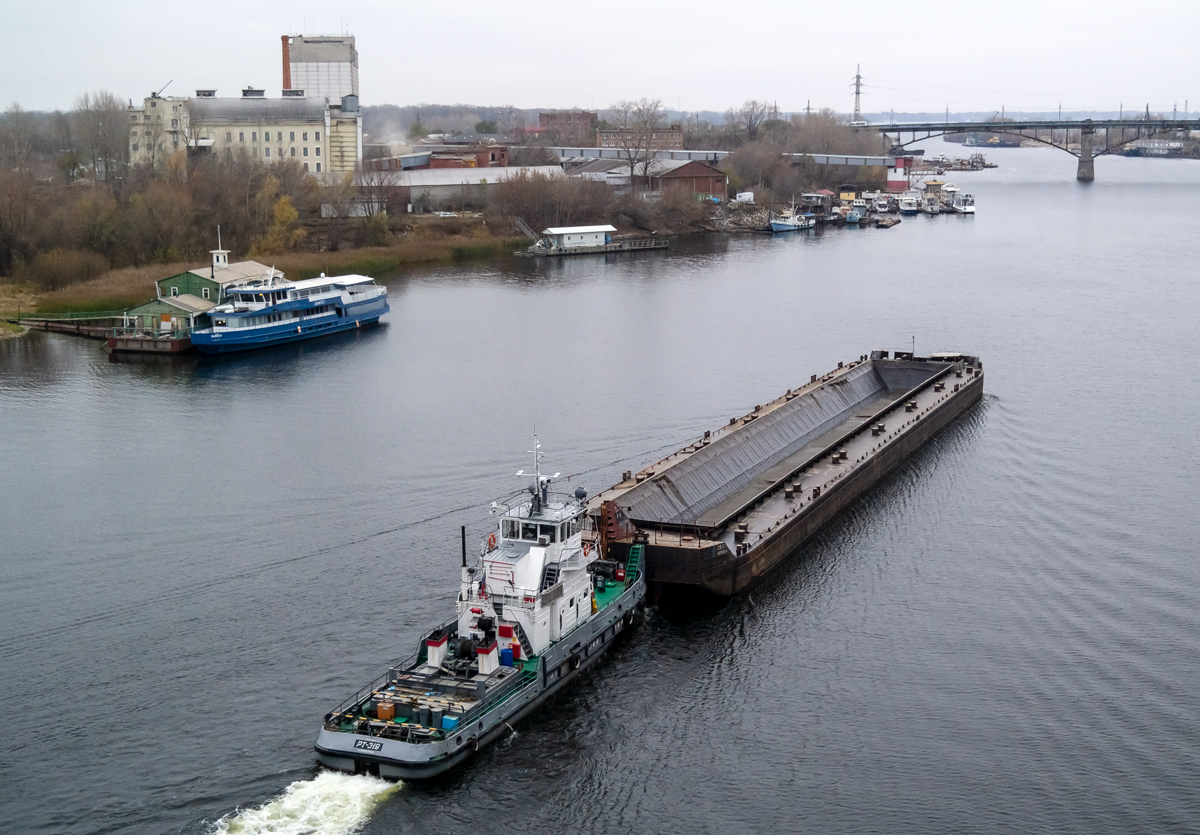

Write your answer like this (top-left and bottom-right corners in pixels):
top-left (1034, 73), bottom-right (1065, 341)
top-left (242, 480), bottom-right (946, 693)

top-left (591, 350), bottom-right (983, 597)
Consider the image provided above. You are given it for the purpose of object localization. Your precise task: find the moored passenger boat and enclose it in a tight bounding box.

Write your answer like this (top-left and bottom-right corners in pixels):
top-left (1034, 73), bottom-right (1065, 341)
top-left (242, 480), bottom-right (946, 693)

top-left (952, 193), bottom-right (976, 214)
top-left (315, 450), bottom-right (647, 779)
top-left (190, 271), bottom-right (388, 354)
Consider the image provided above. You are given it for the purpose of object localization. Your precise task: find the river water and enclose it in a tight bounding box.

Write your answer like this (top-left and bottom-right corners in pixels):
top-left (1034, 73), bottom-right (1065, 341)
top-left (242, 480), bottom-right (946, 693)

top-left (2, 145), bottom-right (1200, 834)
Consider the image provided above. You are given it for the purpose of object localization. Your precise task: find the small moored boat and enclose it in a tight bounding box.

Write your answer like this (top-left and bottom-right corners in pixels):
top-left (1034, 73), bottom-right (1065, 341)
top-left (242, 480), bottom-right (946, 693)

top-left (769, 201), bottom-right (817, 232)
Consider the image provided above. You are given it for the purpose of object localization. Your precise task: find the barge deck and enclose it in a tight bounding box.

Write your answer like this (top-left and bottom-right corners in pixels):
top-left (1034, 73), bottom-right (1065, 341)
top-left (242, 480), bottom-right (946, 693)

top-left (592, 350), bottom-right (983, 597)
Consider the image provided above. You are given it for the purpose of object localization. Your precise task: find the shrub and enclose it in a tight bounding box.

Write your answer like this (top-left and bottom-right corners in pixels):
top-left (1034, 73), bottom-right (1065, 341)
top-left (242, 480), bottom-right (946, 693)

top-left (21, 248), bottom-right (109, 290)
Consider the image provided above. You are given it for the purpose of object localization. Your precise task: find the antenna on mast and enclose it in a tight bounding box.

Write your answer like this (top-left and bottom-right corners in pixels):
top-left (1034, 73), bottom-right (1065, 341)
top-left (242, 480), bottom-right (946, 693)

top-left (516, 432), bottom-right (560, 512)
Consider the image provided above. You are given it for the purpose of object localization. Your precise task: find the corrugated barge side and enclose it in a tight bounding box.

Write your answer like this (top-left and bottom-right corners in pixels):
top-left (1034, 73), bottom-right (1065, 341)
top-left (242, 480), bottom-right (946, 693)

top-left (593, 351), bottom-right (984, 597)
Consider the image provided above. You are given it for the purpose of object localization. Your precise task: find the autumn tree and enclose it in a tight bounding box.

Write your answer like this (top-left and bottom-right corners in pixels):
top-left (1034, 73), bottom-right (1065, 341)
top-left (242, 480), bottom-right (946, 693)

top-left (252, 195), bottom-right (305, 254)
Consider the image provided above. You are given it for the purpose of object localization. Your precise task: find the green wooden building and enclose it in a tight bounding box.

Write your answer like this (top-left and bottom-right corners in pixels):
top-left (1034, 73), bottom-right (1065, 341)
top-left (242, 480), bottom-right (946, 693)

top-left (123, 249), bottom-right (279, 334)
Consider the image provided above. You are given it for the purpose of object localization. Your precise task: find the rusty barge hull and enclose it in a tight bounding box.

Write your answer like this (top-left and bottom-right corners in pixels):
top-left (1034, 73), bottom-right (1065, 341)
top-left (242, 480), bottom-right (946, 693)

top-left (593, 351), bottom-right (983, 597)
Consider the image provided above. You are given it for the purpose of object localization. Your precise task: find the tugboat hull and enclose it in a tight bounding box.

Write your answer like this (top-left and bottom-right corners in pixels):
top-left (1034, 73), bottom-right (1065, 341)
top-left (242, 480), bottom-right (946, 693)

top-left (315, 570), bottom-right (646, 779)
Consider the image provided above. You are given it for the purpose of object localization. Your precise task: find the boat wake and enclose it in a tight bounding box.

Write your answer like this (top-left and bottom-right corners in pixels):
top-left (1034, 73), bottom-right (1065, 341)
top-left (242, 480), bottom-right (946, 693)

top-left (211, 771), bottom-right (399, 835)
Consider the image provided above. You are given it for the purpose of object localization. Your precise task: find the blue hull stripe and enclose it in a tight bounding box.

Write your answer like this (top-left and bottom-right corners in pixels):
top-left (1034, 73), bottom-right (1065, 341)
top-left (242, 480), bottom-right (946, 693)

top-left (193, 299), bottom-right (388, 354)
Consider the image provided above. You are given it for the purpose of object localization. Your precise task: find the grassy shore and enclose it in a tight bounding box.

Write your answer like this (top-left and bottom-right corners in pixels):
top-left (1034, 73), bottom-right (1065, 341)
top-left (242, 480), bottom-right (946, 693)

top-left (0, 220), bottom-right (527, 317)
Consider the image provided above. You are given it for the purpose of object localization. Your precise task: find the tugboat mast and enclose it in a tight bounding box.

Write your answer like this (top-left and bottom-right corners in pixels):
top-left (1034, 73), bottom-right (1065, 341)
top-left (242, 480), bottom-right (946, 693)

top-left (517, 433), bottom-right (558, 514)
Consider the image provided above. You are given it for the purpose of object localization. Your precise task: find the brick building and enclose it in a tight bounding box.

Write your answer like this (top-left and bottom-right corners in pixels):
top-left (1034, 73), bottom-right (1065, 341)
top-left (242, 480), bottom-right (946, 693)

top-left (538, 111), bottom-right (598, 144)
top-left (597, 123), bottom-right (684, 151)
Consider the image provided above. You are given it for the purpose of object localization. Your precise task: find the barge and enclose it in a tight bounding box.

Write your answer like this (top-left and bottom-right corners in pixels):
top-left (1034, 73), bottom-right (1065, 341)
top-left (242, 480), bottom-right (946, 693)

top-left (592, 350), bottom-right (983, 597)
top-left (316, 455), bottom-right (646, 779)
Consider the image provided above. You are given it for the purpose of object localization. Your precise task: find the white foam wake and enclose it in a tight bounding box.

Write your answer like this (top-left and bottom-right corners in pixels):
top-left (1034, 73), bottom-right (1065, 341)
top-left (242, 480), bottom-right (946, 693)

top-left (212, 771), bottom-right (400, 835)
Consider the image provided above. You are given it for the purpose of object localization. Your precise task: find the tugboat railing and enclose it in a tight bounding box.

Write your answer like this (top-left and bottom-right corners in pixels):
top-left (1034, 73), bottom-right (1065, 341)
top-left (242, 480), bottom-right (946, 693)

top-left (325, 649), bottom-right (421, 720)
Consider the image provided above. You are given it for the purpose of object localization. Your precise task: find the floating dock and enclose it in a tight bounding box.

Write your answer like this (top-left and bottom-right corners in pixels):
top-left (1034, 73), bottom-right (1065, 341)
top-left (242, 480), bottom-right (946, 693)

top-left (591, 351), bottom-right (983, 597)
top-left (515, 238), bottom-right (669, 257)
top-left (104, 333), bottom-right (192, 354)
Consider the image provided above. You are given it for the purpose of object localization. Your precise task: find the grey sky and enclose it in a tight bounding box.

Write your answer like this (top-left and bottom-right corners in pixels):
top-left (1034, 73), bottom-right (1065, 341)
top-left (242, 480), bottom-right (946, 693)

top-left (5, 0), bottom-right (1198, 116)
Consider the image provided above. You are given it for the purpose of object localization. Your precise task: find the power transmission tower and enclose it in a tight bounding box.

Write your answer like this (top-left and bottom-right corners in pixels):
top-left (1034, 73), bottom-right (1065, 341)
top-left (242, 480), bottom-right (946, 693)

top-left (852, 64), bottom-right (863, 122)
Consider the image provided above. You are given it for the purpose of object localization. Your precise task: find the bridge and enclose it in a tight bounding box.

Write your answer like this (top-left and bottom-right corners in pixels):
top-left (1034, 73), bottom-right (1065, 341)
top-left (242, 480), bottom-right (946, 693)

top-left (868, 118), bottom-right (1200, 181)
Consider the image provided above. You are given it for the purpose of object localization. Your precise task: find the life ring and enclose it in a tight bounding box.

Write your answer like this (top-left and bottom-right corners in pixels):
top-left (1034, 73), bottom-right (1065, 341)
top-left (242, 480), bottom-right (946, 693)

top-left (582, 542), bottom-right (591, 557)
top-left (487, 533), bottom-right (496, 550)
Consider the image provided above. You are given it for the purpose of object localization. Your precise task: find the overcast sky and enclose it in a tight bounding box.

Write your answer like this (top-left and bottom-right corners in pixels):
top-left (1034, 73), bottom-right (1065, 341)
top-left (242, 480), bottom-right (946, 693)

top-left (6, 0), bottom-right (1199, 116)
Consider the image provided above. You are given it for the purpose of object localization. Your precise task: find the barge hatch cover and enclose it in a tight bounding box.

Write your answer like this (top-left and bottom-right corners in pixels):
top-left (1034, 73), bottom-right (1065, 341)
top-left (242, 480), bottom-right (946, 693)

top-left (616, 360), bottom-right (952, 530)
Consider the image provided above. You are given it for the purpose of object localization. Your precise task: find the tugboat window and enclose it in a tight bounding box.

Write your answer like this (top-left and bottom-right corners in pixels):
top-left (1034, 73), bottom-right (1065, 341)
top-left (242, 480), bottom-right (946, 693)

top-left (521, 522), bottom-right (538, 541)
top-left (502, 520), bottom-right (519, 539)
top-left (539, 524), bottom-right (556, 542)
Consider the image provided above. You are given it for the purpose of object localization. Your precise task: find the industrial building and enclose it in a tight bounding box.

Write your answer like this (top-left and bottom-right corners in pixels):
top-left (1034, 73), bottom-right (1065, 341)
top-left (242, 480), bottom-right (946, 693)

top-left (127, 93), bottom-right (191, 166)
top-left (539, 111), bottom-right (598, 144)
top-left (565, 158), bottom-right (727, 199)
top-left (597, 124), bottom-right (684, 151)
top-left (127, 32), bottom-right (363, 172)
top-left (380, 166), bottom-right (566, 210)
top-left (129, 87), bottom-right (362, 173)
top-left (282, 35), bottom-right (359, 101)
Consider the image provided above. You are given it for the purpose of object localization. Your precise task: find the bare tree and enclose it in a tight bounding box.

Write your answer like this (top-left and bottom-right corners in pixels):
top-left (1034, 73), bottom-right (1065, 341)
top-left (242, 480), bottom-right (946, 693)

top-left (322, 173), bottom-right (358, 250)
top-left (725, 100), bottom-right (770, 143)
top-left (358, 166), bottom-right (391, 216)
top-left (2, 103), bottom-right (34, 173)
top-left (609, 98), bottom-right (665, 191)
top-left (50, 110), bottom-right (83, 184)
top-left (742, 100), bottom-right (770, 141)
top-left (77, 90), bottom-right (129, 189)
top-left (681, 113), bottom-right (709, 149)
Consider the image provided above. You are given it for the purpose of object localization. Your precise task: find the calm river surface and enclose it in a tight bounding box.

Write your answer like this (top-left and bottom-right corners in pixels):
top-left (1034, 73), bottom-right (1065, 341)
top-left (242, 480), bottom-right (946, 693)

top-left (3, 146), bottom-right (1200, 834)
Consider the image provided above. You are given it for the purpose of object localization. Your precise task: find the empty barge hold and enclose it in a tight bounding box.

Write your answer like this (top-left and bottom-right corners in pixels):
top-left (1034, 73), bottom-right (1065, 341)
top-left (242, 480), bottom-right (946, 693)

top-left (592, 350), bottom-right (983, 597)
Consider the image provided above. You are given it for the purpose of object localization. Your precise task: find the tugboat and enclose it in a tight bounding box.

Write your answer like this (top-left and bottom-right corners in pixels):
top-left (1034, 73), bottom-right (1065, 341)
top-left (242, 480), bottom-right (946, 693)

top-left (314, 442), bottom-right (647, 779)
top-left (190, 270), bottom-right (388, 354)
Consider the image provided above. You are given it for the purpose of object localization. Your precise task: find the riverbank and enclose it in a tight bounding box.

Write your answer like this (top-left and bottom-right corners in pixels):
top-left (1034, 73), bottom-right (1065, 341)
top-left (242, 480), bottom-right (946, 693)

top-left (0, 222), bottom-right (527, 317)
top-left (0, 319), bottom-right (28, 339)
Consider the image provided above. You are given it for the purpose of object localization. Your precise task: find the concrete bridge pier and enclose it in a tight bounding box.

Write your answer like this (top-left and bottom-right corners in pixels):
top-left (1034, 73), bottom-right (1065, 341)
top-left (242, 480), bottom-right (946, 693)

top-left (1077, 123), bottom-right (1096, 181)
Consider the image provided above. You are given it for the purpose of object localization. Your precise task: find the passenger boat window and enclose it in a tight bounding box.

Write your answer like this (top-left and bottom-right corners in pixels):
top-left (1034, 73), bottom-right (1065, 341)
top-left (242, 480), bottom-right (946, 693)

top-left (521, 522), bottom-right (538, 541)
top-left (502, 519), bottom-right (519, 539)
top-left (539, 524), bottom-right (556, 543)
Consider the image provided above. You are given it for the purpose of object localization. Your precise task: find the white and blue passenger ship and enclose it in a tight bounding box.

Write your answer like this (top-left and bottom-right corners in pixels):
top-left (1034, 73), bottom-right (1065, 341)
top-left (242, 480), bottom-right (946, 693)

top-left (190, 271), bottom-right (388, 354)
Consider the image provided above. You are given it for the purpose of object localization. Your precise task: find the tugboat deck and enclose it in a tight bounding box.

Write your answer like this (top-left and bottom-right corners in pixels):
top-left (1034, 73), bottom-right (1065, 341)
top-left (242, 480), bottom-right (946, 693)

top-left (323, 577), bottom-right (632, 743)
